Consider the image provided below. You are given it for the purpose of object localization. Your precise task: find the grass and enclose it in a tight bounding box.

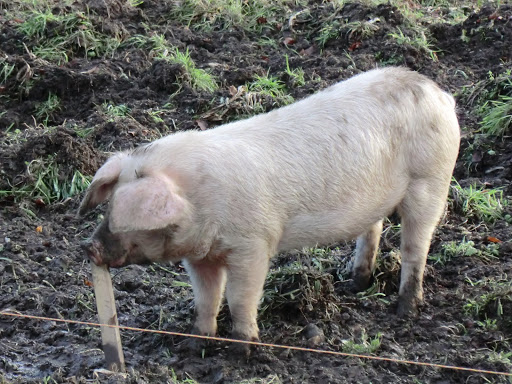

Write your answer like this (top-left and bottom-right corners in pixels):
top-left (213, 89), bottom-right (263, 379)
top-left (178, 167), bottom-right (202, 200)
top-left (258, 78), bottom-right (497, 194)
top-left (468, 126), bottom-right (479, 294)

top-left (171, 48), bottom-right (218, 93)
top-left (464, 277), bottom-right (512, 320)
top-left (0, 59), bottom-right (16, 84)
top-left (429, 238), bottom-right (499, 265)
top-left (0, 156), bottom-right (91, 205)
top-left (341, 330), bottom-right (383, 354)
top-left (345, 20), bottom-right (380, 40)
top-left (284, 55), bottom-right (305, 87)
top-left (474, 70), bottom-right (512, 137)
top-left (315, 21), bottom-right (341, 48)
top-left (101, 102), bottom-right (131, 120)
top-left (34, 93), bottom-right (61, 125)
top-left (127, 34), bottom-right (217, 92)
top-left (388, 27), bottom-right (438, 61)
top-left (248, 73), bottom-right (294, 105)
top-left (261, 254), bottom-right (338, 321)
top-left (479, 95), bottom-right (512, 137)
top-left (450, 179), bottom-right (507, 224)
top-left (461, 70), bottom-right (512, 137)
top-left (12, 8), bottom-right (121, 64)
top-left (168, 0), bottom-right (283, 32)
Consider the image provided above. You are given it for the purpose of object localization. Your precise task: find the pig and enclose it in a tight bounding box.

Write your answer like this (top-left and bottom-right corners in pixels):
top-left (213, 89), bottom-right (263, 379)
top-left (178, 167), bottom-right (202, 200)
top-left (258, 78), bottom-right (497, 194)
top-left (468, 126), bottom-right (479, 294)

top-left (79, 67), bottom-right (460, 343)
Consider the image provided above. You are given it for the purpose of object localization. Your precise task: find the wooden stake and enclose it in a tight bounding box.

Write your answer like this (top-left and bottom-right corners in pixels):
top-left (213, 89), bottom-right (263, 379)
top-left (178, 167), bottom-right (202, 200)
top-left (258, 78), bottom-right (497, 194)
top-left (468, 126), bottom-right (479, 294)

top-left (91, 263), bottom-right (125, 372)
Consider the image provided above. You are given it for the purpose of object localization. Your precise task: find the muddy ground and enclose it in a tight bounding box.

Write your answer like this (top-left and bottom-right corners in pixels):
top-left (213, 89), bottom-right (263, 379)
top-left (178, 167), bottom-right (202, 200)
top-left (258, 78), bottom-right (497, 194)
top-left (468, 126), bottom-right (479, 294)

top-left (0, 0), bottom-right (511, 383)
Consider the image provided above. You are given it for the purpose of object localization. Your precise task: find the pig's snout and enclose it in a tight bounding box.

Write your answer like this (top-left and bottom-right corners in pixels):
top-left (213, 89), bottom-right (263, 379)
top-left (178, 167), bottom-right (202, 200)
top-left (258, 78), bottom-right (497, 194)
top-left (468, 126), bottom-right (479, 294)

top-left (81, 240), bottom-right (104, 266)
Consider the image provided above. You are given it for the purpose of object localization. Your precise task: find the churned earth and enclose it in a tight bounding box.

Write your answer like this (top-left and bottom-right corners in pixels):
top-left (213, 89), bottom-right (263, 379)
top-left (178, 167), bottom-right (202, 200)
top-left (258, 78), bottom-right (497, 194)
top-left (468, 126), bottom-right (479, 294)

top-left (0, 0), bottom-right (511, 383)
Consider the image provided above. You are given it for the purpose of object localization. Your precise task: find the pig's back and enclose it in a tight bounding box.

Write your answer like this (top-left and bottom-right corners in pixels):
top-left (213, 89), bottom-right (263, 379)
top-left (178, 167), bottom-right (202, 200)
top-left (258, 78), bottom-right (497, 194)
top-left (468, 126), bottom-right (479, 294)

top-left (155, 67), bottom-right (459, 245)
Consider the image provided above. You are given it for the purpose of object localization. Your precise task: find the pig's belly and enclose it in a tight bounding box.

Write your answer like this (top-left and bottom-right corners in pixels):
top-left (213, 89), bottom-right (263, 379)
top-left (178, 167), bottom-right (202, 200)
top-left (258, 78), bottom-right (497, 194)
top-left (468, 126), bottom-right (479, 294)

top-left (276, 208), bottom-right (391, 253)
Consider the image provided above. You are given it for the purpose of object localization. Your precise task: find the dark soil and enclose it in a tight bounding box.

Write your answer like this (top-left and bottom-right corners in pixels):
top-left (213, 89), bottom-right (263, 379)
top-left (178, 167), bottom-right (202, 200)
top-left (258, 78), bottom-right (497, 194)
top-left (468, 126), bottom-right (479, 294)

top-left (1, 1), bottom-right (511, 383)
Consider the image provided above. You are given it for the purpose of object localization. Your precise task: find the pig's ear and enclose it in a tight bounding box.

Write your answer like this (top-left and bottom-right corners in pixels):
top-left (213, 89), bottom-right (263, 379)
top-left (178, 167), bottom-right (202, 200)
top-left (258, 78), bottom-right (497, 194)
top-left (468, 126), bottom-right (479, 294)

top-left (108, 175), bottom-right (187, 233)
top-left (78, 154), bottom-right (124, 216)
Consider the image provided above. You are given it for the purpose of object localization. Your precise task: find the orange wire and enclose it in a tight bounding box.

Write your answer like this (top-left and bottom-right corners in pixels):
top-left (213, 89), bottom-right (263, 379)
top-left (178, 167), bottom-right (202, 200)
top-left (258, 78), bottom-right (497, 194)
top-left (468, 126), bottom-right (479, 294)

top-left (1, 311), bottom-right (511, 377)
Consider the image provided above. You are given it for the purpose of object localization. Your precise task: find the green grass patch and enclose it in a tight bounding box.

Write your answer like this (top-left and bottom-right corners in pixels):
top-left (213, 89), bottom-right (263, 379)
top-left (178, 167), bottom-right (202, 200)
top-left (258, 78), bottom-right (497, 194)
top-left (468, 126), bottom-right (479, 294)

top-left (476, 71), bottom-right (512, 137)
top-left (450, 179), bottom-right (507, 224)
top-left (429, 238), bottom-right (499, 265)
top-left (464, 276), bottom-right (512, 321)
top-left (12, 8), bottom-right (121, 64)
top-left (388, 27), bottom-right (438, 61)
top-left (101, 102), bottom-right (131, 121)
top-left (341, 330), bottom-right (383, 354)
top-left (168, 0), bottom-right (284, 32)
top-left (248, 73), bottom-right (294, 105)
top-left (284, 55), bottom-right (306, 87)
top-left (0, 59), bottom-right (16, 84)
top-left (34, 93), bottom-right (61, 125)
top-left (126, 34), bottom-right (217, 92)
top-left (0, 156), bottom-right (91, 205)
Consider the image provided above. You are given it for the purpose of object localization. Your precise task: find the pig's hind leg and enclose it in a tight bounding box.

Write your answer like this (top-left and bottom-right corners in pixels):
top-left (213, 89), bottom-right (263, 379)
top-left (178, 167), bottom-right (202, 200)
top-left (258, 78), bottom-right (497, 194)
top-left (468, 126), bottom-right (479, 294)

top-left (184, 259), bottom-right (227, 337)
top-left (397, 179), bottom-right (448, 316)
top-left (351, 219), bottom-right (384, 291)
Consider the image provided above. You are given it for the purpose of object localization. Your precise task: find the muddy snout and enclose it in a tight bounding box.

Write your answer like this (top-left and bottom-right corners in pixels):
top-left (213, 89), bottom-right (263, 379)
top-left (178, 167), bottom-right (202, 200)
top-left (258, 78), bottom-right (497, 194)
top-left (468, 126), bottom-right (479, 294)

top-left (81, 239), bottom-right (104, 266)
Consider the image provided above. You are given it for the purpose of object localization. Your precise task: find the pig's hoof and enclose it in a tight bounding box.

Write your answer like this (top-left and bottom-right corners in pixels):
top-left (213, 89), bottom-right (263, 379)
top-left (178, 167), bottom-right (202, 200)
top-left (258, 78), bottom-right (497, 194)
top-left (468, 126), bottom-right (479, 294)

top-left (229, 340), bottom-right (252, 358)
top-left (345, 275), bottom-right (372, 294)
top-left (350, 268), bottom-right (372, 293)
top-left (229, 331), bottom-right (259, 358)
top-left (177, 337), bottom-right (207, 354)
top-left (396, 299), bottom-right (420, 318)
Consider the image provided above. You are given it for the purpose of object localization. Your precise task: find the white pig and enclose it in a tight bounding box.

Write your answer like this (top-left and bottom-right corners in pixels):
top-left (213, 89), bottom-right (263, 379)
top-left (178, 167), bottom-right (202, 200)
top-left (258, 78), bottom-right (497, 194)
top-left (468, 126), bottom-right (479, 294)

top-left (79, 67), bottom-right (460, 343)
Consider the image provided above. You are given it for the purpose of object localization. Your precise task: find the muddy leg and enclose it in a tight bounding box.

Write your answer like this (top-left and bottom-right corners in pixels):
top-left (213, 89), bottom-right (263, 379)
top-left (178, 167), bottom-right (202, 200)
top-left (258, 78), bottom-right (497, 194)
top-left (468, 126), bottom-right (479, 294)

top-left (225, 244), bottom-right (271, 345)
top-left (397, 181), bottom-right (446, 317)
top-left (184, 259), bottom-right (227, 336)
top-left (351, 219), bottom-right (383, 291)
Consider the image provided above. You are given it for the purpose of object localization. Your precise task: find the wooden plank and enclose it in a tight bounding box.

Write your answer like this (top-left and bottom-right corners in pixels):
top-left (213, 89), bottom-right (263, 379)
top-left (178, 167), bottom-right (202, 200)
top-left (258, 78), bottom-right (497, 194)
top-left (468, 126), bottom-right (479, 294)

top-left (91, 263), bottom-right (126, 372)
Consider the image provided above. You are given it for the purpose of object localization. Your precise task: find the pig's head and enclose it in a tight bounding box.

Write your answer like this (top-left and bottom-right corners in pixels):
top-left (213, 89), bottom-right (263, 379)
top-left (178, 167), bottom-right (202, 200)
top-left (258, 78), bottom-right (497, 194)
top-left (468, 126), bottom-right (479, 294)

top-left (78, 154), bottom-right (189, 268)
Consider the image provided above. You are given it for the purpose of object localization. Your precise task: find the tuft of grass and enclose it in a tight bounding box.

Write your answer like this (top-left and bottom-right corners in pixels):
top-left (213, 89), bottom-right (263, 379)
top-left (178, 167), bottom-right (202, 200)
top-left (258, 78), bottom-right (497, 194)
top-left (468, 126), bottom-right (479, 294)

top-left (472, 70), bottom-right (512, 137)
top-left (34, 93), bottom-right (61, 125)
top-left (479, 94), bottom-right (512, 137)
top-left (261, 258), bottom-right (338, 321)
top-left (14, 9), bottom-right (121, 64)
top-left (345, 19), bottom-right (380, 40)
top-left (0, 156), bottom-right (91, 205)
top-left (72, 125), bottom-right (95, 138)
top-left (170, 48), bottom-right (218, 93)
top-left (476, 317), bottom-right (498, 331)
top-left (450, 179), bottom-right (507, 224)
top-left (0, 59), bottom-right (16, 84)
top-left (168, 0), bottom-right (282, 32)
top-left (315, 21), bottom-right (341, 48)
top-left (126, 34), bottom-right (217, 92)
top-left (284, 55), bottom-right (305, 87)
top-left (464, 278), bottom-right (512, 320)
top-left (341, 330), bottom-right (383, 354)
top-left (388, 27), bottom-right (438, 61)
top-left (248, 73), bottom-right (294, 104)
top-left (101, 102), bottom-right (131, 120)
top-left (429, 238), bottom-right (499, 265)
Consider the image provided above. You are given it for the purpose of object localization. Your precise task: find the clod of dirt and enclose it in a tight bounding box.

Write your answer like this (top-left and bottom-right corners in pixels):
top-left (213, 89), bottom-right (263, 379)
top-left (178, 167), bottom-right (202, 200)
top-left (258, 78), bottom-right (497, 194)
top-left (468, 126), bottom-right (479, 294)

top-left (304, 323), bottom-right (325, 347)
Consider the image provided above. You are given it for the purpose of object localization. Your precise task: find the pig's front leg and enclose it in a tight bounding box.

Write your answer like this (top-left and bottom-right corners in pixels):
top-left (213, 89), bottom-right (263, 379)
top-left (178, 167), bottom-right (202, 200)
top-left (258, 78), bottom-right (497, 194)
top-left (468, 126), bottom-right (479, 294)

top-left (183, 259), bottom-right (227, 336)
top-left (225, 243), bottom-right (271, 342)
